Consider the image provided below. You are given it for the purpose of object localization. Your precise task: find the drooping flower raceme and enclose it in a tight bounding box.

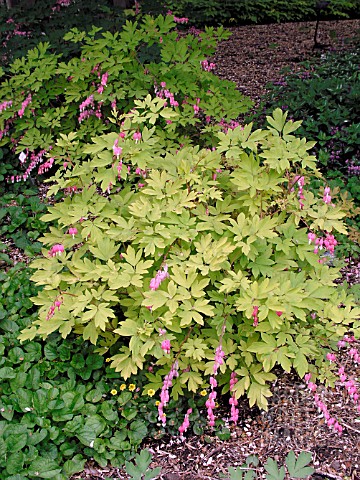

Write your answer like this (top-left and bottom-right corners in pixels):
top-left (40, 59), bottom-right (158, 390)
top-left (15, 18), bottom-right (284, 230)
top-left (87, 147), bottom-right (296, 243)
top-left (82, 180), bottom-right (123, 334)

top-left (229, 372), bottom-right (239, 424)
top-left (157, 361), bottom-right (179, 425)
top-left (150, 265), bottom-right (169, 291)
top-left (304, 372), bottom-right (343, 434)
top-left (38, 157), bottom-right (54, 175)
top-left (178, 408), bottom-right (192, 437)
top-left (205, 344), bottom-right (226, 427)
top-left (46, 296), bottom-right (63, 320)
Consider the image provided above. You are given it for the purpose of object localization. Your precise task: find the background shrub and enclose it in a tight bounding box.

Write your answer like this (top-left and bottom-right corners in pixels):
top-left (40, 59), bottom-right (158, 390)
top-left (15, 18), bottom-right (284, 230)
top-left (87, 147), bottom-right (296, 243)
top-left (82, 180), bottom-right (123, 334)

top-left (0, 0), bottom-right (126, 67)
top-left (164, 0), bottom-right (360, 26)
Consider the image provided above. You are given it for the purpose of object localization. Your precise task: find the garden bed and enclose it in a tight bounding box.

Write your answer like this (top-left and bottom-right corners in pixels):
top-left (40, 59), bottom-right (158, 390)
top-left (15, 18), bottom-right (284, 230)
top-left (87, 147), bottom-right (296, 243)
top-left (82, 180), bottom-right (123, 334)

top-left (1, 13), bottom-right (359, 480)
top-left (68, 18), bottom-right (360, 480)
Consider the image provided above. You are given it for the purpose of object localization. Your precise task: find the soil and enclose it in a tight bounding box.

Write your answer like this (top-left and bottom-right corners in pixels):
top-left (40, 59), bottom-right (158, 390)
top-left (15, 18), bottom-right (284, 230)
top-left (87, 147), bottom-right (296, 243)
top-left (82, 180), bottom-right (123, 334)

top-left (38, 17), bottom-right (360, 480)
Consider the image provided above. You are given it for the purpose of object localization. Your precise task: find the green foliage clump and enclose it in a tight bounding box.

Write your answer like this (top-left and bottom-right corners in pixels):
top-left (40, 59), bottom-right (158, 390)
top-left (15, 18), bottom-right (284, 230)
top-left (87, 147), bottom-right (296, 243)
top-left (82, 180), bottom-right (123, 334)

top-left (20, 105), bottom-right (360, 411)
top-left (228, 451), bottom-right (314, 479)
top-left (0, 14), bottom-right (251, 187)
top-left (164, 0), bottom-right (359, 26)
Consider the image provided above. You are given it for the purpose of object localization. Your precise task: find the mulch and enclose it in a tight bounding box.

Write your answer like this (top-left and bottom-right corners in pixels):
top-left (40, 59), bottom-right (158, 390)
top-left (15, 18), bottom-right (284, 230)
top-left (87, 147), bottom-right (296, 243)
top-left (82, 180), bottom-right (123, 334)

top-left (213, 18), bottom-right (360, 104)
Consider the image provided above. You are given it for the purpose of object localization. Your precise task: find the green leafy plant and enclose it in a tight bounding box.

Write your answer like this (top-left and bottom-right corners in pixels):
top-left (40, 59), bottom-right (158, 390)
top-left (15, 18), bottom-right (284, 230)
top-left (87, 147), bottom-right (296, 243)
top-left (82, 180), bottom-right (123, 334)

top-left (264, 451), bottom-right (314, 480)
top-left (252, 47), bottom-right (360, 255)
top-left (227, 451), bottom-right (314, 479)
top-left (227, 455), bottom-right (259, 480)
top-left (124, 449), bottom-right (161, 480)
top-left (20, 106), bottom-right (360, 415)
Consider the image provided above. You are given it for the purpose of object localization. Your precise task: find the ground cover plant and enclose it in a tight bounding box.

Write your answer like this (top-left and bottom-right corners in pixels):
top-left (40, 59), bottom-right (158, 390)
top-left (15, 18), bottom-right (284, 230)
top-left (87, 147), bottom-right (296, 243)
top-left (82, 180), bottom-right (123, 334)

top-left (252, 46), bottom-right (360, 258)
top-left (0, 187), bottom-right (49, 258)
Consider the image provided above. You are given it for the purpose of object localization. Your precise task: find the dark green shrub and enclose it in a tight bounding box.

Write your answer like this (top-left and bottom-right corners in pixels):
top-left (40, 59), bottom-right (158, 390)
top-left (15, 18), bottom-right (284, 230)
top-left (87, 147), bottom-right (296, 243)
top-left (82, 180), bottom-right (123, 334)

top-left (0, 0), bottom-right (127, 67)
top-left (164, 0), bottom-right (359, 26)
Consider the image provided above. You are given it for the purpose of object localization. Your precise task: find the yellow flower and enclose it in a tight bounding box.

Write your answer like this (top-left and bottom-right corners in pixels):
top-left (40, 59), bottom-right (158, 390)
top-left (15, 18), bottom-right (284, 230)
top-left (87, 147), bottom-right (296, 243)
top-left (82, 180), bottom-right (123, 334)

top-left (110, 389), bottom-right (117, 395)
top-left (200, 390), bottom-right (207, 397)
top-left (119, 384), bottom-right (126, 391)
top-left (105, 357), bottom-right (111, 362)
top-left (129, 384), bottom-right (136, 392)
top-left (155, 400), bottom-right (160, 406)
top-left (215, 402), bottom-right (219, 408)
top-left (147, 389), bottom-right (156, 397)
